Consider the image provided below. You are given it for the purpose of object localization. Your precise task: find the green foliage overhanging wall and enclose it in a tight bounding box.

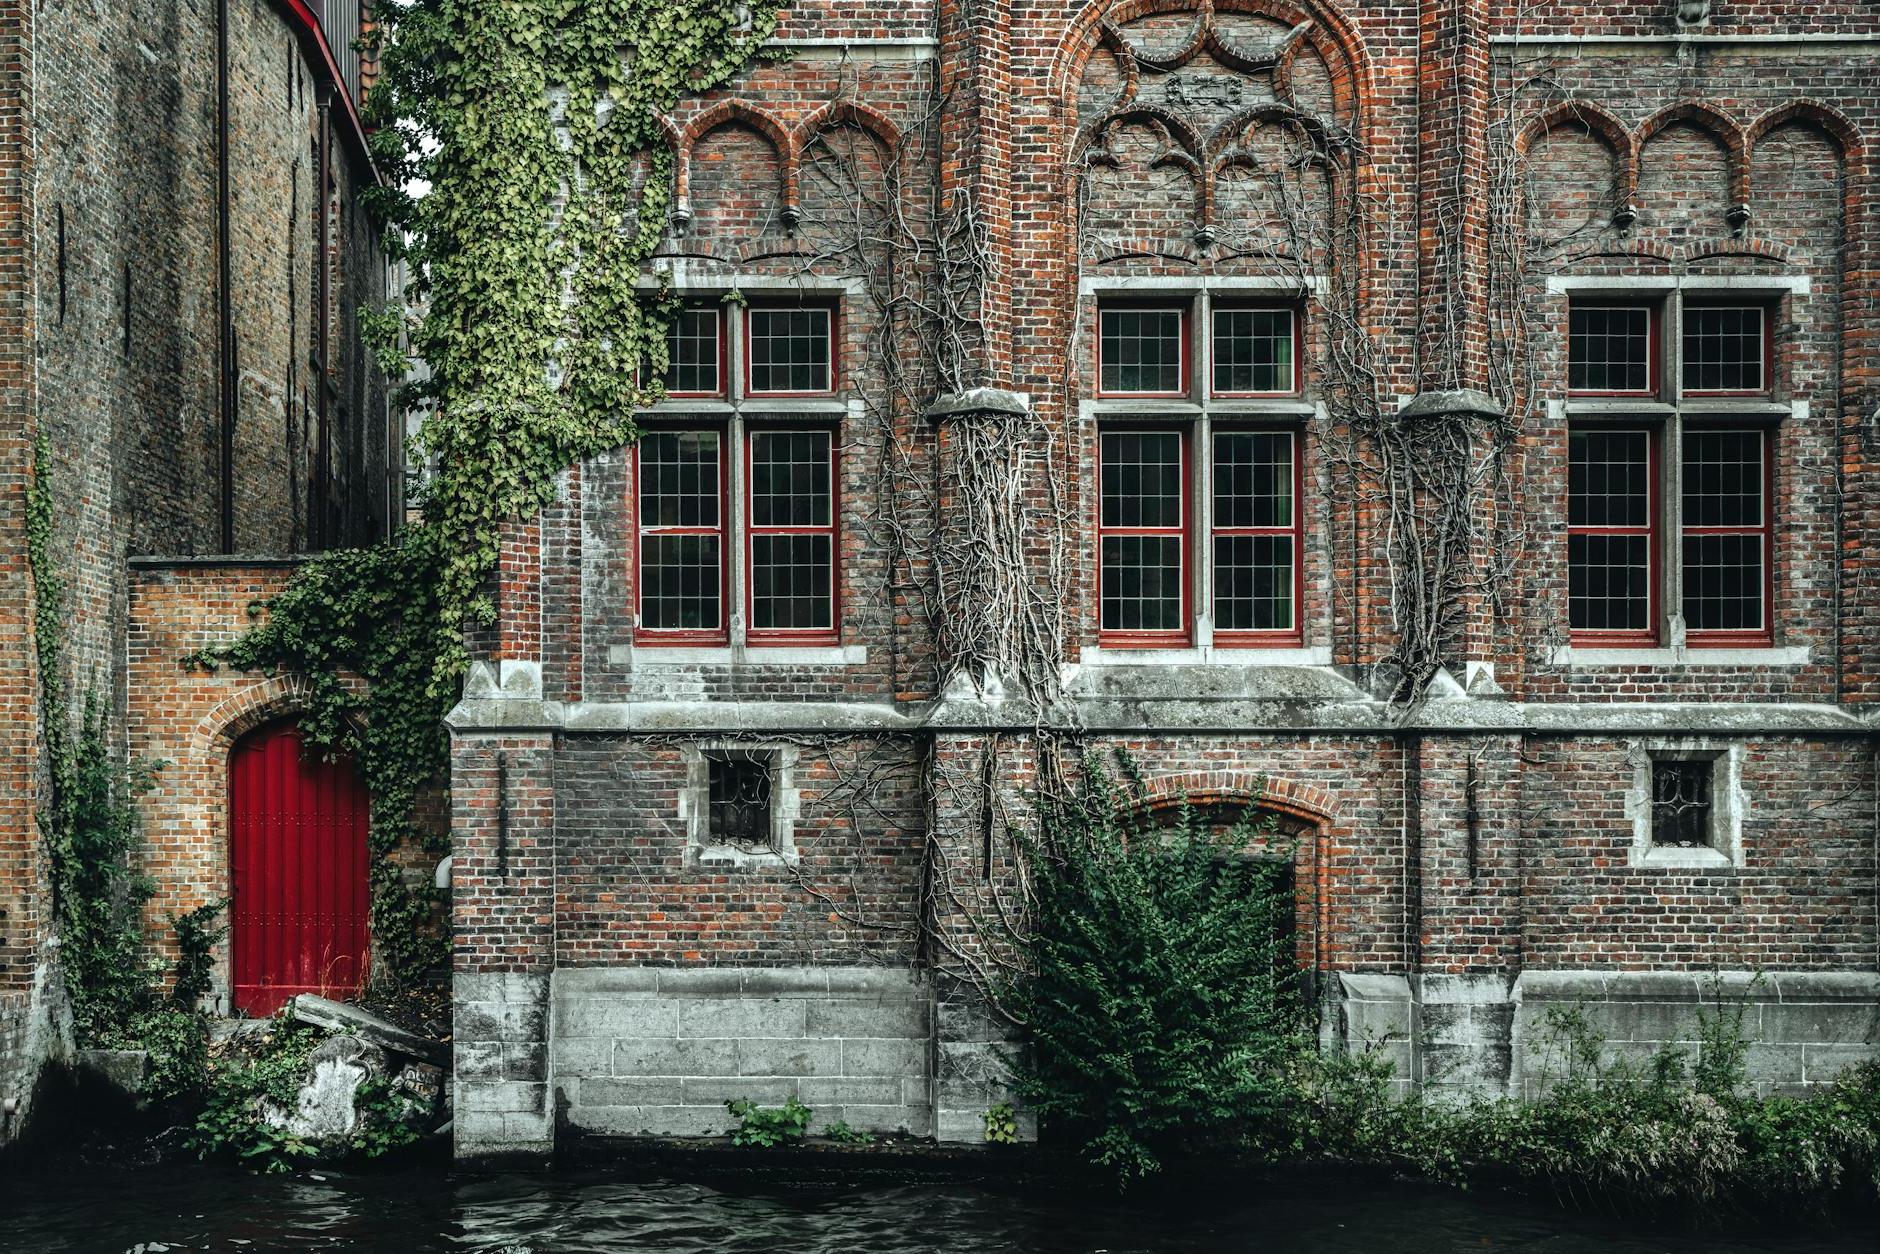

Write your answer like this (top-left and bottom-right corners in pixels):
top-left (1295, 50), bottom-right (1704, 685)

top-left (222, 0), bottom-right (782, 983)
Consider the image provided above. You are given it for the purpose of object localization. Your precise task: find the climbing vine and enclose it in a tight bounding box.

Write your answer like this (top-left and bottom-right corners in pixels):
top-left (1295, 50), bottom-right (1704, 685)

top-left (216, 0), bottom-right (782, 984)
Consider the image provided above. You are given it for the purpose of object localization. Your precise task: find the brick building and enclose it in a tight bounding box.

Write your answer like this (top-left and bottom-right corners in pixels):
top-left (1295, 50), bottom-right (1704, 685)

top-left (446, 0), bottom-right (1880, 1163)
top-left (0, 2), bottom-right (396, 1145)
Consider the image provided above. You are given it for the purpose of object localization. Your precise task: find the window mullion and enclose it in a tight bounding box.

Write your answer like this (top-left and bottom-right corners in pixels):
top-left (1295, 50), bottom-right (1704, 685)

top-left (1196, 411), bottom-right (1213, 647)
top-left (1663, 409), bottom-right (1684, 646)
top-left (729, 410), bottom-right (747, 647)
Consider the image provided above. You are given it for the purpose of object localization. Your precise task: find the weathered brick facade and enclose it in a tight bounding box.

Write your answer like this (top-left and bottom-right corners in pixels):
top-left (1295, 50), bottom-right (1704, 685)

top-left (445, 0), bottom-right (1880, 1162)
top-left (0, 3), bottom-right (395, 1143)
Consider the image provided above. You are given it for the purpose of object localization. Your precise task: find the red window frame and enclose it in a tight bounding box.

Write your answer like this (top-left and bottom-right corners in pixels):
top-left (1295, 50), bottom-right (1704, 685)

top-left (1210, 425), bottom-right (1305, 647)
top-left (1681, 425), bottom-right (1774, 648)
top-left (632, 422), bottom-right (730, 646)
top-left (1096, 425), bottom-right (1192, 648)
top-left (743, 302), bottom-right (840, 398)
top-left (1567, 302), bottom-right (1660, 398)
top-left (1095, 304), bottom-right (1191, 399)
top-left (1566, 425), bottom-right (1660, 647)
top-left (1208, 306), bottom-right (1303, 399)
top-left (1680, 302), bottom-right (1773, 398)
top-left (661, 302), bottom-right (728, 399)
top-left (744, 423), bottom-right (841, 646)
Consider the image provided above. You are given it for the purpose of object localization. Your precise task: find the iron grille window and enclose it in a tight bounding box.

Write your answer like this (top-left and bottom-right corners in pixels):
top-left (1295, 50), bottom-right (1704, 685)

top-left (1099, 307), bottom-right (1187, 396)
top-left (1681, 428), bottom-right (1768, 636)
top-left (635, 429), bottom-right (725, 637)
top-left (747, 429), bottom-right (836, 636)
top-left (746, 306), bottom-right (834, 395)
top-left (662, 304), bottom-right (723, 396)
top-left (1568, 305), bottom-right (1655, 395)
top-left (1682, 305), bottom-right (1767, 394)
top-left (1099, 429), bottom-right (1187, 637)
top-left (706, 751), bottom-right (774, 847)
top-left (1567, 428), bottom-right (1655, 638)
top-left (1650, 758), bottom-right (1714, 848)
top-left (1211, 429), bottom-right (1298, 635)
top-left (1211, 308), bottom-right (1297, 396)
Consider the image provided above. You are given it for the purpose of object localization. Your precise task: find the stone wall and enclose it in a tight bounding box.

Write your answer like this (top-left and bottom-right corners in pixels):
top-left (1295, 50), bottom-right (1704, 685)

top-left (553, 967), bottom-right (932, 1140)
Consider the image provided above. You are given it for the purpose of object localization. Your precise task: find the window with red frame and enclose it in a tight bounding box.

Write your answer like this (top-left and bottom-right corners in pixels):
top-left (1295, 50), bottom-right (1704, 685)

top-left (635, 428), bottom-right (726, 640)
top-left (1681, 428), bottom-right (1769, 641)
top-left (1568, 304), bottom-right (1657, 395)
top-left (1211, 429), bottom-right (1300, 639)
top-left (661, 303), bottom-right (724, 396)
top-left (1211, 308), bottom-right (1299, 396)
top-left (1682, 305), bottom-right (1769, 395)
top-left (1098, 307), bottom-right (1188, 397)
top-left (747, 428), bottom-right (837, 639)
top-left (746, 305), bottom-right (835, 395)
top-left (1567, 428), bottom-right (1656, 642)
top-left (1098, 428), bottom-right (1187, 641)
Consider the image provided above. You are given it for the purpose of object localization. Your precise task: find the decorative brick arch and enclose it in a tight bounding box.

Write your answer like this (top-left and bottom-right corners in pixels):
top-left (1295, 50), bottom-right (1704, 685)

top-left (194, 674), bottom-right (317, 753)
top-left (1635, 101), bottom-right (1749, 210)
top-left (674, 100), bottom-right (799, 222)
top-left (795, 99), bottom-right (903, 153)
top-left (1517, 100), bottom-right (1636, 223)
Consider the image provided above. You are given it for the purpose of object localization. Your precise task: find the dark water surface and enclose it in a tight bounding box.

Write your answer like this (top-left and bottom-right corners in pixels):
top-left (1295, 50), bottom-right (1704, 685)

top-left (2, 1162), bottom-right (1876, 1254)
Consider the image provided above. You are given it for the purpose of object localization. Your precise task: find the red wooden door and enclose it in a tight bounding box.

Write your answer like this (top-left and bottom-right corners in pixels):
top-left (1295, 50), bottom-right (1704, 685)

top-left (230, 721), bottom-right (370, 1016)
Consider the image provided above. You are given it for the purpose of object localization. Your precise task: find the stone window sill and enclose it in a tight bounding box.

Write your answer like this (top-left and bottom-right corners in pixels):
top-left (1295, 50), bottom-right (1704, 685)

top-left (1078, 644), bottom-right (1333, 668)
top-left (1633, 844), bottom-right (1736, 870)
top-left (611, 644), bottom-right (867, 666)
top-left (1551, 645), bottom-right (1810, 668)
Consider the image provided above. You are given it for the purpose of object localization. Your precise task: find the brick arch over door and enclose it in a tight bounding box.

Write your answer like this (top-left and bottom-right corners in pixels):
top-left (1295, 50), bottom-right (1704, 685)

top-left (228, 718), bottom-right (370, 1016)
top-left (1124, 772), bottom-right (1337, 976)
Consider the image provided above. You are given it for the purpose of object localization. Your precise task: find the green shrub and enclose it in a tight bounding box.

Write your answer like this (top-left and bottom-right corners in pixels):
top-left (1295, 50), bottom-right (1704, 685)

top-left (726, 1097), bottom-right (813, 1148)
top-left (189, 1020), bottom-right (324, 1172)
top-left (1006, 760), bottom-right (1304, 1182)
top-left (822, 1120), bottom-right (875, 1146)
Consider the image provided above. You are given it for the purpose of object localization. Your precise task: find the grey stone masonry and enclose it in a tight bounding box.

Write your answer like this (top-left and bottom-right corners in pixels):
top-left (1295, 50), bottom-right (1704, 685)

top-left (454, 972), bottom-right (554, 1163)
top-left (1325, 969), bottom-right (1880, 1102)
top-left (552, 966), bottom-right (935, 1139)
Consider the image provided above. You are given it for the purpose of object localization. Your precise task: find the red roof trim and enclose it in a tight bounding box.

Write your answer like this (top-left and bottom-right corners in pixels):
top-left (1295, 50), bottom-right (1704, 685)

top-left (270, 0), bottom-right (381, 185)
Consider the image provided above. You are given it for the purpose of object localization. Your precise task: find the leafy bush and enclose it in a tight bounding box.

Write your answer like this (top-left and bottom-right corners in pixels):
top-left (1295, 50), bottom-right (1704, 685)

top-left (822, 1120), bottom-right (875, 1146)
top-left (1006, 760), bottom-right (1303, 1181)
top-left (189, 1020), bottom-right (324, 1172)
top-left (726, 1097), bottom-right (813, 1148)
top-left (983, 1102), bottom-right (1018, 1145)
top-left (169, 900), bottom-right (228, 1009)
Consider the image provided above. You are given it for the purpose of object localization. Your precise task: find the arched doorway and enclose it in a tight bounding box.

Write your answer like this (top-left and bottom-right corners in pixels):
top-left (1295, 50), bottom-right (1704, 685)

top-left (229, 720), bottom-right (370, 1016)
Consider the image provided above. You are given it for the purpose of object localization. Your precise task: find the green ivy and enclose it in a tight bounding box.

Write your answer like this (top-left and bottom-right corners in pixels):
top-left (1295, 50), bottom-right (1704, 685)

top-left (219, 0), bottom-right (781, 986)
top-left (726, 1096), bottom-right (813, 1148)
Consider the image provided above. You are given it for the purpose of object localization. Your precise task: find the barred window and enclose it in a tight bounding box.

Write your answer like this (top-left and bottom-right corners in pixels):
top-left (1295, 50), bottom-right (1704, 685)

top-left (1568, 305), bottom-right (1655, 395)
top-left (746, 305), bottom-right (835, 395)
top-left (1650, 758), bottom-right (1714, 848)
top-left (1099, 429), bottom-right (1187, 638)
top-left (706, 750), bottom-right (774, 847)
top-left (1099, 307), bottom-right (1187, 397)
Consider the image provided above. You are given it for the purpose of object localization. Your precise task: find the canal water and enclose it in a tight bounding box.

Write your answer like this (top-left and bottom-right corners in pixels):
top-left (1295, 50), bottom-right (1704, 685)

top-left (3, 1162), bottom-right (1878, 1254)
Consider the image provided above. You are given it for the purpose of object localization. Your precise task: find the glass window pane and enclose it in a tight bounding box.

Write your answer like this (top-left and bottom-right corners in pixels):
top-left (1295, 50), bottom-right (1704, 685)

top-left (1214, 534), bottom-right (1294, 632)
top-left (750, 430), bottom-right (832, 527)
top-left (1212, 309), bottom-right (1295, 394)
top-left (1568, 533), bottom-right (1651, 633)
top-left (640, 534), bottom-right (721, 630)
top-left (1568, 429), bottom-right (1650, 528)
top-left (1101, 431), bottom-right (1183, 528)
top-left (1100, 308), bottom-right (1185, 394)
top-left (1212, 431), bottom-right (1293, 528)
top-left (1681, 429), bottom-right (1763, 529)
top-left (1682, 306), bottom-right (1765, 393)
top-left (750, 533), bottom-right (833, 631)
top-left (637, 430), bottom-right (720, 528)
top-left (707, 752), bottom-right (773, 845)
top-left (748, 307), bottom-right (833, 393)
top-left (1101, 535), bottom-right (1183, 632)
top-left (664, 305), bottom-right (721, 394)
top-left (1568, 305), bottom-right (1653, 393)
top-left (1651, 759), bottom-right (1713, 848)
top-left (1683, 533), bottom-right (1764, 633)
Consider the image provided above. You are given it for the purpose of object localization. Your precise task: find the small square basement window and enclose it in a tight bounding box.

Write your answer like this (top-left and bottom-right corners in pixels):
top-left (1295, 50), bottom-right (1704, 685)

top-left (1628, 741), bottom-right (1744, 869)
top-left (684, 744), bottom-right (800, 868)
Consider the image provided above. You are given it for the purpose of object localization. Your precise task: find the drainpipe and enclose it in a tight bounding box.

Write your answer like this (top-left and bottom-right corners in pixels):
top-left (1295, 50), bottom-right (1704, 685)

top-left (217, 0), bottom-right (235, 553)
